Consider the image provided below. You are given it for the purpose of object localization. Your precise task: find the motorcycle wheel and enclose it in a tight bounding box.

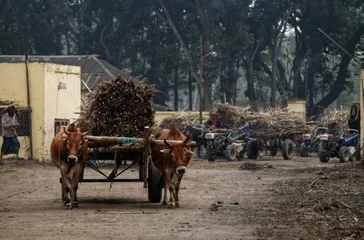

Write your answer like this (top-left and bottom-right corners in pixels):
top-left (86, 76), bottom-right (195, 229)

top-left (339, 146), bottom-right (351, 163)
top-left (224, 145), bottom-right (237, 161)
top-left (319, 152), bottom-right (330, 163)
top-left (299, 143), bottom-right (309, 157)
top-left (238, 150), bottom-right (245, 161)
top-left (247, 141), bottom-right (259, 160)
top-left (282, 139), bottom-right (294, 160)
top-left (207, 150), bottom-right (216, 162)
top-left (269, 139), bottom-right (278, 156)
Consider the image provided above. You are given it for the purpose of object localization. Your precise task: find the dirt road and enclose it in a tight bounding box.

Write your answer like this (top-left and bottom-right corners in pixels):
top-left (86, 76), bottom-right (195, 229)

top-left (1, 156), bottom-right (363, 240)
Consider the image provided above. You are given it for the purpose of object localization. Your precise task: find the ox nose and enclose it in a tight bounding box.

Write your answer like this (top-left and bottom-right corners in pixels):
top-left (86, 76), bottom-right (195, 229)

top-left (176, 166), bottom-right (186, 174)
top-left (67, 155), bottom-right (78, 164)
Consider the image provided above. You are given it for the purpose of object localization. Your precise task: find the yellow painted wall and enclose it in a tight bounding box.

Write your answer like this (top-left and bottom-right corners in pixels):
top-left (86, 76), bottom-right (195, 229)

top-left (0, 62), bottom-right (45, 160)
top-left (43, 63), bottom-right (81, 161)
top-left (0, 62), bottom-right (81, 162)
top-left (360, 68), bottom-right (364, 160)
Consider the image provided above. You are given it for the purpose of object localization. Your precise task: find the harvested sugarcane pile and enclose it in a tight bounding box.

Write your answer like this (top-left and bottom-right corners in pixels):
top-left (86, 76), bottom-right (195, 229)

top-left (158, 112), bottom-right (206, 131)
top-left (318, 108), bottom-right (349, 135)
top-left (216, 104), bottom-right (308, 139)
top-left (77, 75), bottom-right (154, 137)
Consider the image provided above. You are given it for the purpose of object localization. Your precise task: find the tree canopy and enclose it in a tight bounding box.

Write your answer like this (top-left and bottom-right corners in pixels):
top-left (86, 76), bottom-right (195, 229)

top-left (1, 0), bottom-right (363, 115)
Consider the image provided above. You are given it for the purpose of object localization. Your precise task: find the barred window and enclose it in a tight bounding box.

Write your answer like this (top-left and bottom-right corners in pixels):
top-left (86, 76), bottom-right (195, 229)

top-left (0, 107), bottom-right (30, 136)
top-left (54, 119), bottom-right (70, 136)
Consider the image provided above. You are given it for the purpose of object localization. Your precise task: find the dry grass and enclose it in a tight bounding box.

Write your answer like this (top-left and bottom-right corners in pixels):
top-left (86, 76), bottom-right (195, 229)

top-left (257, 165), bottom-right (364, 239)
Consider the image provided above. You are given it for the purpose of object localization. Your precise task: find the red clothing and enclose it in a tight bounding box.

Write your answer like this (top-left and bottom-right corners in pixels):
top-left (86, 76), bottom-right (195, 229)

top-left (212, 119), bottom-right (216, 127)
top-left (205, 118), bottom-right (221, 128)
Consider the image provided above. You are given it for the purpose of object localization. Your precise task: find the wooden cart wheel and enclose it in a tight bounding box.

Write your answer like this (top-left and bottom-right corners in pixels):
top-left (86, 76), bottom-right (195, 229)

top-left (269, 139), bottom-right (278, 156)
top-left (247, 141), bottom-right (259, 160)
top-left (148, 161), bottom-right (162, 203)
top-left (282, 139), bottom-right (294, 160)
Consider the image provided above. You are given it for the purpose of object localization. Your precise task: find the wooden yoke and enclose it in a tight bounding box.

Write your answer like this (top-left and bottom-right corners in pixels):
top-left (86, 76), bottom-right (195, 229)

top-left (143, 126), bottom-right (152, 188)
top-left (84, 135), bottom-right (196, 147)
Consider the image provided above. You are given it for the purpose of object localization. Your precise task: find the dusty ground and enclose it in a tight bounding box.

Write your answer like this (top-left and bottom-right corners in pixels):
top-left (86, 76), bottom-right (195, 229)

top-left (1, 154), bottom-right (364, 240)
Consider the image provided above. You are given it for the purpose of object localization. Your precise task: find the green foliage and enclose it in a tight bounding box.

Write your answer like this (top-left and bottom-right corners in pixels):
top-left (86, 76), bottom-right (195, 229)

top-left (0, 0), bottom-right (363, 112)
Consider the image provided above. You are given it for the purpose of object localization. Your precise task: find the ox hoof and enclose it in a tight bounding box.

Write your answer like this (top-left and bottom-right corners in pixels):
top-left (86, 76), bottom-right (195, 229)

top-left (65, 203), bottom-right (73, 210)
top-left (63, 199), bottom-right (70, 206)
top-left (72, 201), bottom-right (79, 208)
top-left (168, 203), bottom-right (175, 209)
top-left (175, 202), bottom-right (180, 208)
top-left (162, 200), bottom-right (167, 206)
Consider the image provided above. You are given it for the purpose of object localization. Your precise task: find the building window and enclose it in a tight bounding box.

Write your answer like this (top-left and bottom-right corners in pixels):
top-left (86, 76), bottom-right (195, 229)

top-left (0, 107), bottom-right (30, 137)
top-left (54, 119), bottom-right (70, 136)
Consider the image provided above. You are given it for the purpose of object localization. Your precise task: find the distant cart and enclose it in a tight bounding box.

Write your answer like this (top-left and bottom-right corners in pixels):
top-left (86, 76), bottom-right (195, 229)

top-left (59, 127), bottom-right (196, 203)
top-left (265, 133), bottom-right (302, 160)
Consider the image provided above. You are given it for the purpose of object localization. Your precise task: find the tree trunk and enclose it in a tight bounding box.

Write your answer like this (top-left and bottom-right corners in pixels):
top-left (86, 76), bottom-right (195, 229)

top-left (246, 60), bottom-right (257, 102)
top-left (310, 24), bottom-right (364, 116)
top-left (188, 71), bottom-right (193, 110)
top-left (270, 51), bottom-right (278, 107)
top-left (199, 22), bottom-right (212, 110)
top-left (173, 45), bottom-right (180, 110)
top-left (244, 34), bottom-right (263, 108)
top-left (291, 49), bottom-right (307, 99)
top-left (225, 56), bottom-right (236, 104)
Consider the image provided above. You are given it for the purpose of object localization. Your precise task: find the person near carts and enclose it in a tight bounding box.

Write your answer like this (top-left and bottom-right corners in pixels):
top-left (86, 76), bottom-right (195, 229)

top-left (205, 110), bottom-right (222, 129)
top-left (1, 104), bottom-right (20, 163)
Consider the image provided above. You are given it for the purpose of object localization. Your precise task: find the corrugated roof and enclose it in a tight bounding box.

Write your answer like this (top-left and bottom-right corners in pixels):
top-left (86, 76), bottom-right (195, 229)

top-left (0, 55), bottom-right (163, 94)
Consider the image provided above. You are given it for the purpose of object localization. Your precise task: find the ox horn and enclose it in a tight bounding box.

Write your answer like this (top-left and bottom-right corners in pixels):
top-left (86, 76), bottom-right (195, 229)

top-left (82, 131), bottom-right (88, 136)
top-left (183, 136), bottom-right (189, 146)
top-left (63, 126), bottom-right (70, 135)
top-left (164, 139), bottom-right (172, 148)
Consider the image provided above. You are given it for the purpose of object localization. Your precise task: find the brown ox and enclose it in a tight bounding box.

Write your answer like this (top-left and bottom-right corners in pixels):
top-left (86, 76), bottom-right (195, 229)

top-left (51, 123), bottom-right (88, 209)
top-left (151, 125), bottom-right (195, 208)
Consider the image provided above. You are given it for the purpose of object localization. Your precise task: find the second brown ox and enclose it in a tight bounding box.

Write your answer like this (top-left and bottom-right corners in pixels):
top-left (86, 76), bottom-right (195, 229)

top-left (151, 125), bottom-right (195, 208)
top-left (50, 123), bottom-right (88, 209)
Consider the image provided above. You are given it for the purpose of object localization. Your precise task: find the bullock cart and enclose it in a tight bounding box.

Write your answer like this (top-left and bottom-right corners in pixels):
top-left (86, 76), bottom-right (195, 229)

top-left (59, 126), bottom-right (196, 203)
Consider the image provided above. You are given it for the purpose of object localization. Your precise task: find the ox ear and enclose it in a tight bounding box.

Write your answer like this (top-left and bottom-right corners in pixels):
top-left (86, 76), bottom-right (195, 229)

top-left (185, 150), bottom-right (195, 157)
top-left (160, 149), bottom-right (170, 154)
top-left (62, 133), bottom-right (68, 141)
top-left (182, 136), bottom-right (189, 146)
top-left (63, 126), bottom-right (70, 135)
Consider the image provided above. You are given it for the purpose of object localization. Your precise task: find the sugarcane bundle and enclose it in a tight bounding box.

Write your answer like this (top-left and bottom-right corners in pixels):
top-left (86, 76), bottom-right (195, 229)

top-left (318, 108), bottom-right (349, 135)
top-left (216, 104), bottom-right (308, 138)
top-left (158, 112), bottom-right (206, 131)
top-left (77, 75), bottom-right (155, 138)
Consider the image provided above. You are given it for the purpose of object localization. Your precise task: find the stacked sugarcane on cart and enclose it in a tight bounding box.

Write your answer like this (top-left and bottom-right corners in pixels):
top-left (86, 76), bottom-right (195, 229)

top-left (70, 76), bottom-right (193, 202)
top-left (158, 104), bottom-right (308, 160)
top-left (215, 104), bottom-right (308, 160)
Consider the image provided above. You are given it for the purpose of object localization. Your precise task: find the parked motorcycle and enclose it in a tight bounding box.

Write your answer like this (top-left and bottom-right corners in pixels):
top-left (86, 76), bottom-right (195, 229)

top-left (183, 124), bottom-right (213, 158)
top-left (205, 128), bottom-right (260, 161)
top-left (299, 127), bottom-right (329, 157)
top-left (318, 129), bottom-right (360, 163)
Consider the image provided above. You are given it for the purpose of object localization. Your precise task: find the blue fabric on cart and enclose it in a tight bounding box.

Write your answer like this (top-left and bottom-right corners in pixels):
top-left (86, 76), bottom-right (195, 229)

top-left (119, 137), bottom-right (138, 144)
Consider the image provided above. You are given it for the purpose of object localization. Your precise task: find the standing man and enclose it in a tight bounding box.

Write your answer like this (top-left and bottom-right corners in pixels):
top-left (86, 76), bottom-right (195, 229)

top-left (1, 104), bottom-right (20, 161)
top-left (205, 110), bottom-right (222, 129)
